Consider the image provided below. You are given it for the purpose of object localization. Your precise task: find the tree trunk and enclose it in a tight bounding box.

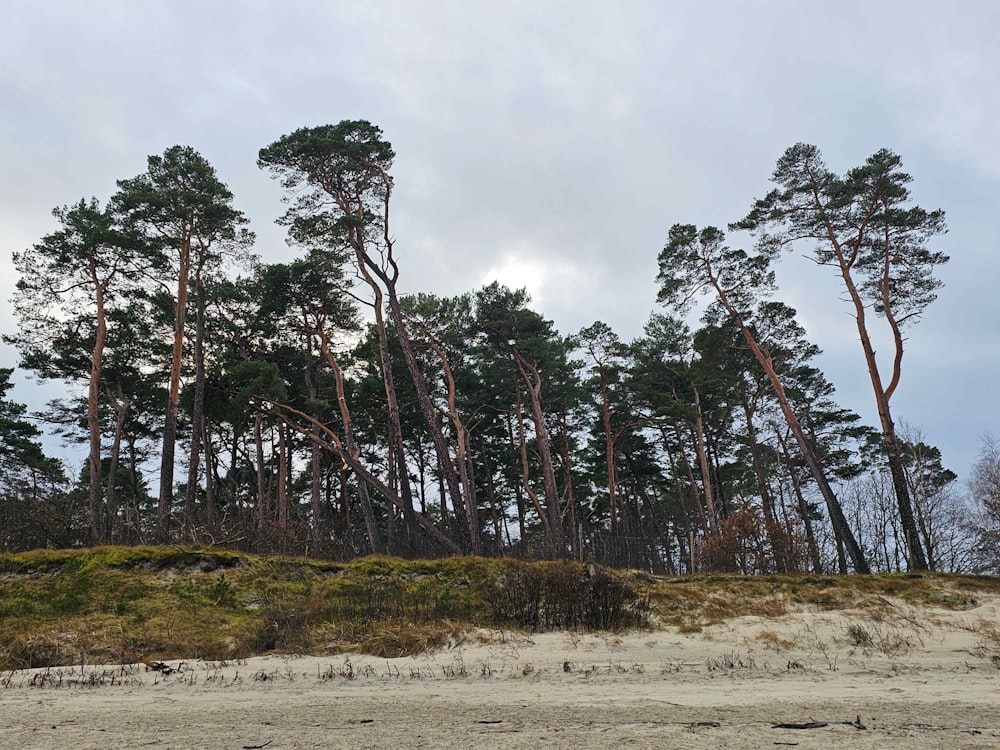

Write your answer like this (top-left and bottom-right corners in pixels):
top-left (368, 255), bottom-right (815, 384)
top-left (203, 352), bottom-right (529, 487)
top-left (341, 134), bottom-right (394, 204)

top-left (740, 388), bottom-right (789, 571)
top-left (416, 439), bottom-right (428, 516)
top-left (267, 401), bottom-right (460, 553)
top-left (814, 199), bottom-right (929, 571)
top-left (104, 388), bottom-right (130, 544)
top-left (774, 426), bottom-right (825, 574)
top-left (690, 383), bottom-right (717, 531)
top-left (184, 266), bottom-right (208, 533)
top-left (228, 426), bottom-right (241, 514)
top-left (669, 424), bottom-right (708, 534)
top-left (383, 291), bottom-right (467, 526)
top-left (884, 429), bottom-right (928, 569)
top-left (345, 191), bottom-right (466, 532)
top-left (840, 261), bottom-right (928, 569)
top-left (708, 275), bottom-right (870, 573)
top-left (158, 234), bottom-right (191, 539)
top-left (87, 264), bottom-right (108, 544)
top-left (426, 336), bottom-right (480, 553)
top-left (662, 434), bottom-right (695, 557)
top-left (127, 434), bottom-right (143, 543)
top-left (515, 385), bottom-right (553, 543)
top-left (768, 370), bottom-right (866, 572)
top-left (277, 422), bottom-right (288, 533)
top-left (254, 412), bottom-right (267, 523)
top-left (557, 408), bottom-right (578, 560)
top-left (367, 284), bottom-right (419, 548)
top-left (479, 439), bottom-right (506, 555)
top-left (203, 419), bottom-right (217, 529)
top-left (318, 329), bottom-right (382, 554)
top-left (512, 350), bottom-right (565, 556)
top-left (303, 351), bottom-right (323, 543)
top-left (596, 371), bottom-right (621, 532)
top-left (506, 411), bottom-right (528, 542)
top-left (333, 183), bottom-right (456, 546)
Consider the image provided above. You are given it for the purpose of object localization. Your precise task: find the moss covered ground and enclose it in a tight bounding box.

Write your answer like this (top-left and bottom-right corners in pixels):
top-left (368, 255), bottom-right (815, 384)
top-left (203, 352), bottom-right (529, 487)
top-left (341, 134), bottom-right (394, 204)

top-left (1, 546), bottom-right (996, 669)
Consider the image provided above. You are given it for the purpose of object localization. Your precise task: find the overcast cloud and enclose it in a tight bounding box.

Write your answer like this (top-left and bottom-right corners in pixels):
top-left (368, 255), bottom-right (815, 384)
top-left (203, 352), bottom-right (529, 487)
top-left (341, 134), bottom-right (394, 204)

top-left (1, 0), bottom-right (997, 479)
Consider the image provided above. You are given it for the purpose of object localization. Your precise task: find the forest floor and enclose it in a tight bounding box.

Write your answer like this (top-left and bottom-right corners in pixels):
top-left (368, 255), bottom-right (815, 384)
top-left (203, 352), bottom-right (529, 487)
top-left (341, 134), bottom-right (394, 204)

top-left (1, 548), bottom-right (999, 748)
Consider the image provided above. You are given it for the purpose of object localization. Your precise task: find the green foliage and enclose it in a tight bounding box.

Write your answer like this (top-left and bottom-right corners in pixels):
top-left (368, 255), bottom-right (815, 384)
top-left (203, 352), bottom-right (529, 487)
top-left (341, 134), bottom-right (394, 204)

top-left (0, 548), bottom-right (652, 668)
top-left (258, 120), bottom-right (395, 249)
top-left (2, 547), bottom-right (998, 670)
top-left (734, 144), bottom-right (948, 324)
top-left (0, 125), bottom-right (970, 578)
top-left (482, 560), bottom-right (650, 630)
top-left (0, 369), bottom-right (60, 476)
top-left (113, 145), bottom-right (253, 251)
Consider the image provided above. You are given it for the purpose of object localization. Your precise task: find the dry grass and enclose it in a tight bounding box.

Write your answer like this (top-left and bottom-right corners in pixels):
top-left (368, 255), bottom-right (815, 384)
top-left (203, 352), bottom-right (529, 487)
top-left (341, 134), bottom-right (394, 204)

top-left (640, 571), bottom-right (996, 631)
top-left (958, 617), bottom-right (1000, 666)
top-left (316, 620), bottom-right (469, 658)
top-left (2, 547), bottom-right (998, 670)
top-left (754, 629), bottom-right (797, 653)
top-left (842, 619), bottom-right (925, 657)
top-left (0, 547), bottom-right (648, 669)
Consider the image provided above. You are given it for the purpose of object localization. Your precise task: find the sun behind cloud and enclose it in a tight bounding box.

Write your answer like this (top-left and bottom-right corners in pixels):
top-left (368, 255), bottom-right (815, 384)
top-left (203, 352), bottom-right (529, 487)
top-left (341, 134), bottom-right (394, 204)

top-left (479, 249), bottom-right (549, 304)
top-left (479, 246), bottom-right (595, 312)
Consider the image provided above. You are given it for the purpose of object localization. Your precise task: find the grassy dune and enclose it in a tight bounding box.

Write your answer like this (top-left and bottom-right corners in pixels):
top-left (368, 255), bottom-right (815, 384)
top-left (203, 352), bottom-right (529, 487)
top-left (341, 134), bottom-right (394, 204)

top-left (1, 547), bottom-right (997, 670)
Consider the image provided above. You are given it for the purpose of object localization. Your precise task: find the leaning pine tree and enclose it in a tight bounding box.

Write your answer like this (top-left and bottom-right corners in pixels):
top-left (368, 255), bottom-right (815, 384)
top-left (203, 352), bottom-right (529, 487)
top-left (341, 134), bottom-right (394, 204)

top-left (657, 224), bottom-right (870, 573)
top-left (733, 144), bottom-right (947, 571)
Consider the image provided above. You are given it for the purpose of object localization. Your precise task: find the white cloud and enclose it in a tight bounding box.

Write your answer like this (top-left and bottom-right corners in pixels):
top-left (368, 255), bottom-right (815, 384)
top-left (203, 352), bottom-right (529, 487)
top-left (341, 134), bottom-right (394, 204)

top-left (2, 0), bottom-right (999, 478)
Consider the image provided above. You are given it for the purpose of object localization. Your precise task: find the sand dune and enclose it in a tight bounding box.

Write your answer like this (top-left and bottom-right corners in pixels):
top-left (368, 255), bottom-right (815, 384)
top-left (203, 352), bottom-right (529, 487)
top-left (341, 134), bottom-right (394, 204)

top-left (2, 597), bottom-right (999, 749)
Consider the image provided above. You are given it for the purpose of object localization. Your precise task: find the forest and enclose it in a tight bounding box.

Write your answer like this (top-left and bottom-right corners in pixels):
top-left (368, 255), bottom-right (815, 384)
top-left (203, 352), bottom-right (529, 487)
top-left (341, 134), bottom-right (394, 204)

top-left (2, 120), bottom-right (998, 575)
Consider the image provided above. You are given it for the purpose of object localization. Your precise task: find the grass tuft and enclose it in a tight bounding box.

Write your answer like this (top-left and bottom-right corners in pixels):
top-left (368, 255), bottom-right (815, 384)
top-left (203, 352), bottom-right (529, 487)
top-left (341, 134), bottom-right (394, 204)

top-left (0, 548), bottom-right (650, 669)
top-left (2, 548), bottom-right (997, 670)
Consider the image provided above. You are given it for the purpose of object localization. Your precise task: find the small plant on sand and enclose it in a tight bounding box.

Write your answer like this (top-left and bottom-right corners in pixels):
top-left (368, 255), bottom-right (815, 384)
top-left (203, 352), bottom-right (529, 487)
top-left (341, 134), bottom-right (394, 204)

top-left (960, 618), bottom-right (1000, 666)
top-left (441, 653), bottom-right (468, 678)
top-left (706, 650), bottom-right (757, 671)
top-left (846, 622), bottom-right (876, 649)
top-left (755, 629), bottom-right (796, 653)
top-left (843, 618), bottom-right (923, 657)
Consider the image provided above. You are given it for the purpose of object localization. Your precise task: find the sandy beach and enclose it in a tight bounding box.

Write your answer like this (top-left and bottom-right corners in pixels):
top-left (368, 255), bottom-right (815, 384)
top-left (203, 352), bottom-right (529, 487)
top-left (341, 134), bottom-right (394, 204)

top-left (2, 598), bottom-right (999, 749)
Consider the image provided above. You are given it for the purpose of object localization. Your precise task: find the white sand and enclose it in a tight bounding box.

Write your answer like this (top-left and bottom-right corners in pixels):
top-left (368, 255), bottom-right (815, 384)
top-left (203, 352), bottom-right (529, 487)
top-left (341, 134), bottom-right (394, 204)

top-left (2, 596), bottom-right (999, 749)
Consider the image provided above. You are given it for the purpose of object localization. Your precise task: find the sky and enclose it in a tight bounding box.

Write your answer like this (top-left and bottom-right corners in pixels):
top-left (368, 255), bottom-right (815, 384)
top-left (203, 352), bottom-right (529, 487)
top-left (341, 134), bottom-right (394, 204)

top-left (1, 0), bottom-right (998, 482)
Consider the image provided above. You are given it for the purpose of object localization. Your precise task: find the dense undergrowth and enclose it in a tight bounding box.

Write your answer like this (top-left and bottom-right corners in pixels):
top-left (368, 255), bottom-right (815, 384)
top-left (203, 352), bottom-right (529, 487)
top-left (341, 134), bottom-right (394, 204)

top-left (1, 547), bottom-right (996, 670)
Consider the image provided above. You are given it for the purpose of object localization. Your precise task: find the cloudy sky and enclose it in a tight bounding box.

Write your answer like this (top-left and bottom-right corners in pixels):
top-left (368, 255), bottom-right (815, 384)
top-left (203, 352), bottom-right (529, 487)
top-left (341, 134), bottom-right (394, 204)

top-left (2, 0), bottom-right (997, 480)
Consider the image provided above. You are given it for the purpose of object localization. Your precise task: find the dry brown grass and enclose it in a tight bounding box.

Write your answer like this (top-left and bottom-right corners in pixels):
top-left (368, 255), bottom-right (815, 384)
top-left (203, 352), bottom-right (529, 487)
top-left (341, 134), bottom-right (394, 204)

top-left (2, 548), bottom-right (998, 670)
top-left (314, 619), bottom-right (469, 658)
top-left (640, 571), bottom-right (998, 633)
top-left (754, 629), bottom-right (797, 653)
top-left (958, 617), bottom-right (1000, 666)
top-left (0, 548), bottom-right (649, 669)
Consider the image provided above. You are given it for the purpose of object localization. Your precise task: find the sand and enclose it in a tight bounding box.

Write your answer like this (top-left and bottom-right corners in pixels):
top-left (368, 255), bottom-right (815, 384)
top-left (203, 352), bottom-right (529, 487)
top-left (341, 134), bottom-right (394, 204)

top-left (2, 598), bottom-right (999, 749)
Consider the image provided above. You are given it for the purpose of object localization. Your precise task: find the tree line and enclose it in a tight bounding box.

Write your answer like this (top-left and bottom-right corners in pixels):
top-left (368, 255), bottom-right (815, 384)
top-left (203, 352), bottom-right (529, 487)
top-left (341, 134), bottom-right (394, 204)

top-left (2, 121), bottom-right (997, 574)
